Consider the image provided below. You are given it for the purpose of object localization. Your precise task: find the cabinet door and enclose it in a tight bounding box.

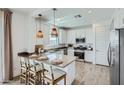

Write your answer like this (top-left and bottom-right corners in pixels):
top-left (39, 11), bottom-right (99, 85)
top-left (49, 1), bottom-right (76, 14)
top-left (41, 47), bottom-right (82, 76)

top-left (68, 48), bottom-right (74, 57)
top-left (67, 31), bottom-right (75, 44)
top-left (114, 9), bottom-right (124, 29)
top-left (85, 51), bottom-right (93, 63)
top-left (119, 9), bottom-right (124, 28)
top-left (85, 28), bottom-right (94, 43)
top-left (76, 30), bottom-right (85, 38)
top-left (114, 9), bottom-right (121, 29)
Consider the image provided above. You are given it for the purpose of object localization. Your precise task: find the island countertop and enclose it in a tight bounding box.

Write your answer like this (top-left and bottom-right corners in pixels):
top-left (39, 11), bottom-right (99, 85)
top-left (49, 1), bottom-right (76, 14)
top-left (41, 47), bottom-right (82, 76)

top-left (35, 53), bottom-right (76, 84)
top-left (36, 53), bottom-right (76, 68)
top-left (18, 52), bottom-right (76, 68)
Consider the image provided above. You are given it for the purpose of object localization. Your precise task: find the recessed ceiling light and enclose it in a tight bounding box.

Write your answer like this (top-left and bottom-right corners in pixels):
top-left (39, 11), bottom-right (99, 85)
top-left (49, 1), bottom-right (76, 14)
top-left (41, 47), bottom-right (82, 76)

top-left (88, 10), bottom-right (92, 14)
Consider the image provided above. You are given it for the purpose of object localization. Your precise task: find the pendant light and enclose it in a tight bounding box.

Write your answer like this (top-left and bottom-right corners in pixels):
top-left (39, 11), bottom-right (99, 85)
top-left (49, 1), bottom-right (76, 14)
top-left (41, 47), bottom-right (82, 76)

top-left (51, 8), bottom-right (58, 37)
top-left (36, 14), bottom-right (43, 38)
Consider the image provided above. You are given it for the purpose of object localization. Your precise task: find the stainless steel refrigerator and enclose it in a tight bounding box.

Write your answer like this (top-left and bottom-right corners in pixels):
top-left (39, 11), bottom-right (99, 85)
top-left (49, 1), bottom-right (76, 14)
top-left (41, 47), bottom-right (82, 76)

top-left (108, 28), bottom-right (124, 85)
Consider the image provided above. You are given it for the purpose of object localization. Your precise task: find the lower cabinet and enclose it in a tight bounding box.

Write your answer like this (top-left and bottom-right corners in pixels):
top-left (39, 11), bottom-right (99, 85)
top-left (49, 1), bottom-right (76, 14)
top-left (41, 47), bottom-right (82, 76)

top-left (85, 51), bottom-right (93, 63)
top-left (67, 48), bottom-right (74, 57)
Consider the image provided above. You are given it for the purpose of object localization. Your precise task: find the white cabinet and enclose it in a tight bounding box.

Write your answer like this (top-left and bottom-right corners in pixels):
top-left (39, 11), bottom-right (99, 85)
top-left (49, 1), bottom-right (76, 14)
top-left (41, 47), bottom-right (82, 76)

top-left (113, 9), bottom-right (121, 29)
top-left (57, 61), bottom-right (75, 85)
top-left (68, 48), bottom-right (74, 57)
top-left (59, 29), bottom-right (67, 44)
top-left (118, 9), bottom-right (124, 28)
top-left (67, 27), bottom-right (93, 44)
top-left (85, 51), bottom-right (93, 62)
top-left (114, 9), bottom-right (124, 29)
top-left (85, 27), bottom-right (94, 43)
top-left (75, 30), bottom-right (85, 38)
top-left (67, 31), bottom-right (76, 44)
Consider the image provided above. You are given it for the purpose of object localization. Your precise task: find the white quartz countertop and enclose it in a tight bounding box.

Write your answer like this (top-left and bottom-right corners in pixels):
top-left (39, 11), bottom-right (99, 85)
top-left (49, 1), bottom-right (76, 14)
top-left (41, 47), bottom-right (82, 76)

top-left (36, 53), bottom-right (76, 68)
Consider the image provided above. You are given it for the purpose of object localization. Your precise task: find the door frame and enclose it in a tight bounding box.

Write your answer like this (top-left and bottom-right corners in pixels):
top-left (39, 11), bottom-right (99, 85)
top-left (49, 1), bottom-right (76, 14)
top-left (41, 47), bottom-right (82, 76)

top-left (94, 25), bottom-right (110, 66)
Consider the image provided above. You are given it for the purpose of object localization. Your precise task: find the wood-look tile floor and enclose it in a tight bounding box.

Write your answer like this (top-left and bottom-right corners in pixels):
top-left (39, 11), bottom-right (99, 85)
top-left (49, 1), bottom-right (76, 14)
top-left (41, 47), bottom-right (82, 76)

top-left (2, 62), bottom-right (110, 85)
top-left (73, 62), bottom-right (110, 85)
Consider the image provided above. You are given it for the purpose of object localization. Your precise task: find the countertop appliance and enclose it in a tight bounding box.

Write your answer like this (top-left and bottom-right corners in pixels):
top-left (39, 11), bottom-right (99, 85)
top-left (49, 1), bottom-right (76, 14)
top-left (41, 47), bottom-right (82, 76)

top-left (108, 28), bottom-right (124, 85)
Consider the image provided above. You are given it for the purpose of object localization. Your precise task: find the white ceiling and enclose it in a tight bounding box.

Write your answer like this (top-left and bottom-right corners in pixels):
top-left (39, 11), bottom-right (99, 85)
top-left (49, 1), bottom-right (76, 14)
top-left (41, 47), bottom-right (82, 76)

top-left (11, 8), bottom-right (115, 28)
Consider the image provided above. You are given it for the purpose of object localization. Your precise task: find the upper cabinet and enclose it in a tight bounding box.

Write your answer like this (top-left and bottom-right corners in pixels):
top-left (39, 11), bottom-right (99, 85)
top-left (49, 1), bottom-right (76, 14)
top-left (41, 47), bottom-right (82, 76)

top-left (66, 26), bottom-right (93, 44)
top-left (119, 9), bottom-right (124, 28)
top-left (113, 8), bottom-right (124, 29)
top-left (75, 30), bottom-right (85, 38)
top-left (85, 27), bottom-right (94, 43)
top-left (67, 30), bottom-right (76, 44)
top-left (59, 29), bottom-right (67, 44)
top-left (113, 9), bottom-right (120, 29)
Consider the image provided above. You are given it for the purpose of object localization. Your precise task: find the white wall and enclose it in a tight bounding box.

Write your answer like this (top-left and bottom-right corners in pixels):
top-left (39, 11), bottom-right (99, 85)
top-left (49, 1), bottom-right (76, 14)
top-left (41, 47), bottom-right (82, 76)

top-left (12, 11), bottom-right (29, 76)
top-left (27, 16), bottom-right (51, 52)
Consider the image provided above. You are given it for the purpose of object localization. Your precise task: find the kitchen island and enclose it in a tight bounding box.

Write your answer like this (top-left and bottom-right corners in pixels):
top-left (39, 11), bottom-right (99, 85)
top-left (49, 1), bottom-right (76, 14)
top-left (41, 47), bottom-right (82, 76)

top-left (36, 53), bottom-right (76, 85)
top-left (18, 52), bottom-right (76, 85)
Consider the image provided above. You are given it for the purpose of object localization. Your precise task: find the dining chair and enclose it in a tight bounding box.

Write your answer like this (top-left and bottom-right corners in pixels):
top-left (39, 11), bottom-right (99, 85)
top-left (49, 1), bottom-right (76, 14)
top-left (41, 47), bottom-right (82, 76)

top-left (41, 63), bottom-right (66, 85)
top-left (28, 59), bottom-right (44, 85)
top-left (19, 57), bottom-right (29, 85)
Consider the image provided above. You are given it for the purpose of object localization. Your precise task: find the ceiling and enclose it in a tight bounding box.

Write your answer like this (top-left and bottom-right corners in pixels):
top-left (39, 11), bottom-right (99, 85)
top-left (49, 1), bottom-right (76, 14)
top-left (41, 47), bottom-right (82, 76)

top-left (11, 8), bottom-right (115, 28)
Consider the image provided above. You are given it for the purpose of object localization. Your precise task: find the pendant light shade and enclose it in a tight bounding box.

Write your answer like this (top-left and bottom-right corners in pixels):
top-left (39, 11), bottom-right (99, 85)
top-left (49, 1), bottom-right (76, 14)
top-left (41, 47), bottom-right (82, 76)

top-left (36, 14), bottom-right (43, 38)
top-left (51, 27), bottom-right (58, 37)
top-left (51, 8), bottom-right (58, 37)
top-left (36, 30), bottom-right (43, 38)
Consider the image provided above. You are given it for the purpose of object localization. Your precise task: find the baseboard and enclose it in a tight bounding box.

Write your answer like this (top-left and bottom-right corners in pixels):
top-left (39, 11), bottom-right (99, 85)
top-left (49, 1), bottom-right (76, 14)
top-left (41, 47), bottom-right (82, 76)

top-left (96, 64), bottom-right (110, 67)
top-left (75, 59), bottom-right (93, 64)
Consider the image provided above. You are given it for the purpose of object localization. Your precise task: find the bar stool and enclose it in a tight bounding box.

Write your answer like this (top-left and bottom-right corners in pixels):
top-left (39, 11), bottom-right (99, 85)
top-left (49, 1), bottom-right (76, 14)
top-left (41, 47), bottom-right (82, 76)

top-left (19, 57), bottom-right (29, 85)
top-left (28, 59), bottom-right (44, 85)
top-left (42, 63), bottom-right (66, 85)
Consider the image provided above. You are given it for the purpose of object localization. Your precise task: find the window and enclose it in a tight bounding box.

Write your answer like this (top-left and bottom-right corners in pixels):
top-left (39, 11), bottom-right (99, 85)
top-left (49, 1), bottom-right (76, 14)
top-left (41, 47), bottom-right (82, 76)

top-left (49, 27), bottom-right (59, 46)
top-left (49, 35), bottom-right (59, 46)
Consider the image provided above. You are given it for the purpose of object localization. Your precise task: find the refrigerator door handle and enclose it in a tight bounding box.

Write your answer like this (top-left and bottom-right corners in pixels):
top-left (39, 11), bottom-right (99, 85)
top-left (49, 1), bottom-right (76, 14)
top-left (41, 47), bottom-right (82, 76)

top-left (107, 43), bottom-right (111, 66)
